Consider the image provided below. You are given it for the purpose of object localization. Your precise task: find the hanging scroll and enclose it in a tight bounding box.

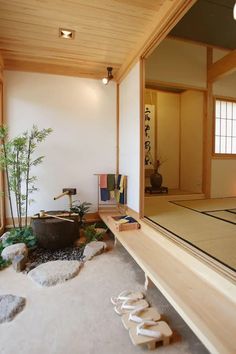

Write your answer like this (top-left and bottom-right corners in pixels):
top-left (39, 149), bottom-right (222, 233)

top-left (144, 104), bottom-right (155, 169)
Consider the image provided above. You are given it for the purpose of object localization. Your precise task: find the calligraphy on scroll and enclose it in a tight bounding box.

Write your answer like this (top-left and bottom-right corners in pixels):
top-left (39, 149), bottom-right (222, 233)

top-left (144, 104), bottom-right (155, 169)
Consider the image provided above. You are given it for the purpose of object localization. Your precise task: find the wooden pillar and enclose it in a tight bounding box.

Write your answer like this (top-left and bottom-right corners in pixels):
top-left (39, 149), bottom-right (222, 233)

top-left (116, 83), bottom-right (120, 174)
top-left (0, 53), bottom-right (5, 233)
top-left (203, 47), bottom-right (213, 198)
top-left (139, 58), bottom-right (145, 218)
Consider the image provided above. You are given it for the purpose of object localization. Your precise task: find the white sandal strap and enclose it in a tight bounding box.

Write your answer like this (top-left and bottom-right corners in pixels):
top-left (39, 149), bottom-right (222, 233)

top-left (137, 321), bottom-right (162, 339)
top-left (122, 299), bottom-right (148, 311)
top-left (111, 290), bottom-right (143, 305)
top-left (111, 290), bottom-right (132, 305)
top-left (118, 290), bottom-right (132, 299)
top-left (129, 305), bottom-right (150, 323)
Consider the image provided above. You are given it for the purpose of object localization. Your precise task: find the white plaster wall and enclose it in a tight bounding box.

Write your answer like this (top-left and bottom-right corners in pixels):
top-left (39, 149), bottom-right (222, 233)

top-left (4, 71), bottom-right (116, 215)
top-left (146, 38), bottom-right (206, 89)
top-left (119, 62), bottom-right (140, 212)
top-left (213, 72), bottom-right (236, 98)
top-left (211, 160), bottom-right (236, 197)
top-left (213, 48), bottom-right (230, 63)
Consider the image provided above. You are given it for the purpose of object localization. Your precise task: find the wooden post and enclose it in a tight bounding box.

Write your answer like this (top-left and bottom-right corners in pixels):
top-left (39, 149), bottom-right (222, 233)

top-left (203, 47), bottom-right (213, 198)
top-left (0, 55), bottom-right (5, 234)
top-left (139, 58), bottom-right (145, 218)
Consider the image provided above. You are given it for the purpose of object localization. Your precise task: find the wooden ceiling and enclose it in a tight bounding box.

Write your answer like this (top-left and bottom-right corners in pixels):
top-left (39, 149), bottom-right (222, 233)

top-left (0, 0), bottom-right (196, 80)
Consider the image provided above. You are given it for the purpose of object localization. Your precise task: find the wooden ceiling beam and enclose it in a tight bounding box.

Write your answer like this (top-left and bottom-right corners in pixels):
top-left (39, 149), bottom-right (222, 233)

top-left (208, 50), bottom-right (236, 83)
top-left (4, 59), bottom-right (102, 79)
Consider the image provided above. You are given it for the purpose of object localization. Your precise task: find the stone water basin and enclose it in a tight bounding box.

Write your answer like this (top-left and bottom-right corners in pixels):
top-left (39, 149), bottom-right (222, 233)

top-left (31, 211), bottom-right (79, 250)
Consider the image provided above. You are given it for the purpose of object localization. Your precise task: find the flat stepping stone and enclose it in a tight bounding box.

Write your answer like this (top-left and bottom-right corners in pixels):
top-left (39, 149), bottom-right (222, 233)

top-left (83, 241), bottom-right (107, 261)
top-left (28, 260), bottom-right (82, 287)
top-left (1, 243), bottom-right (28, 261)
top-left (0, 294), bottom-right (26, 324)
top-left (0, 231), bottom-right (10, 243)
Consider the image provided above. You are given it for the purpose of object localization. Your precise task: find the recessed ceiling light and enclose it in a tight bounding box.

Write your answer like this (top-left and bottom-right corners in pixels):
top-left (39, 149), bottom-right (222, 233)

top-left (59, 28), bottom-right (75, 39)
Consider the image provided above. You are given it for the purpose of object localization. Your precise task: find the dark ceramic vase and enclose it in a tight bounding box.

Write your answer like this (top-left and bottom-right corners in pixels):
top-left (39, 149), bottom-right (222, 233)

top-left (150, 170), bottom-right (162, 189)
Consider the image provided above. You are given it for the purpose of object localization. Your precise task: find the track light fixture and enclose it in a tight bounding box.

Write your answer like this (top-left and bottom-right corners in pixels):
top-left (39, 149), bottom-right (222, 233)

top-left (102, 67), bottom-right (113, 85)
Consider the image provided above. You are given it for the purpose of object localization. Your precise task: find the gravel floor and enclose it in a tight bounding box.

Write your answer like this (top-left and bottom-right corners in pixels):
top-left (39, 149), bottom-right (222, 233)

top-left (25, 245), bottom-right (85, 272)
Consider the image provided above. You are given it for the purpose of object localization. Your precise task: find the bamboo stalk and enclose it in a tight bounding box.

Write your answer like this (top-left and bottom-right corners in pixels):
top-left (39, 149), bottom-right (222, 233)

top-left (39, 210), bottom-right (75, 223)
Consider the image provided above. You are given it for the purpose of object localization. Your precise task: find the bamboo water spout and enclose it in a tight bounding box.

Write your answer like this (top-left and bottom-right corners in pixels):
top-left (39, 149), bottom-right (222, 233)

top-left (39, 210), bottom-right (74, 223)
top-left (53, 188), bottom-right (77, 209)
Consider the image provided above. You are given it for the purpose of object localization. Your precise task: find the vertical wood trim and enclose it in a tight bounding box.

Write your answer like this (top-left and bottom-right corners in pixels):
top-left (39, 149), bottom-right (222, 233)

top-left (116, 83), bottom-right (120, 174)
top-left (0, 77), bottom-right (5, 234)
top-left (202, 91), bottom-right (207, 194)
top-left (179, 93), bottom-right (182, 190)
top-left (140, 59), bottom-right (145, 218)
top-left (155, 91), bottom-right (158, 165)
top-left (203, 47), bottom-right (213, 197)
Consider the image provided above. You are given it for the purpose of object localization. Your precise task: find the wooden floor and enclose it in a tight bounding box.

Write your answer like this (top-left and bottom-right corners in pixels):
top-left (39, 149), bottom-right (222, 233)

top-left (100, 210), bottom-right (236, 354)
top-left (144, 197), bottom-right (236, 270)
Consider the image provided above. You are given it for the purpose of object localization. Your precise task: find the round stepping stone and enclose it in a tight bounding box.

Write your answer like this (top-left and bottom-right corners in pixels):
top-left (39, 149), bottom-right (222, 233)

top-left (83, 241), bottom-right (107, 261)
top-left (1, 243), bottom-right (28, 261)
top-left (0, 294), bottom-right (26, 324)
top-left (28, 260), bottom-right (82, 287)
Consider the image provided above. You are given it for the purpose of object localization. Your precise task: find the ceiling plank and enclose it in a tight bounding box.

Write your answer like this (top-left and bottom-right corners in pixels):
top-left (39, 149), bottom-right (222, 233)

top-left (0, 0), bottom-right (167, 78)
top-left (208, 50), bottom-right (236, 83)
top-left (0, 0), bottom-right (197, 80)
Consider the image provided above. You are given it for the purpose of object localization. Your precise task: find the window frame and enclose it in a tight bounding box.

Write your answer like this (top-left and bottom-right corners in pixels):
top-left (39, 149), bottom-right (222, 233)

top-left (212, 96), bottom-right (236, 159)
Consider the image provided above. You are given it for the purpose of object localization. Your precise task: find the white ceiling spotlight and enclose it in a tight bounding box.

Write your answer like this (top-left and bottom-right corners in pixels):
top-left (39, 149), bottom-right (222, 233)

top-left (234, 2), bottom-right (236, 20)
top-left (102, 67), bottom-right (113, 85)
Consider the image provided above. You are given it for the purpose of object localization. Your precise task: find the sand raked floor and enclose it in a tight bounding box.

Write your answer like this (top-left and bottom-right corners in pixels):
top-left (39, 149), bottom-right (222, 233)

top-left (0, 242), bottom-right (208, 354)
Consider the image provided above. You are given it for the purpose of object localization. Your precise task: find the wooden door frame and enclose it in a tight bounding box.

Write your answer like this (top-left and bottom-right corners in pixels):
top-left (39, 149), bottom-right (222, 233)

top-left (0, 77), bottom-right (5, 234)
top-left (138, 0), bottom-right (198, 218)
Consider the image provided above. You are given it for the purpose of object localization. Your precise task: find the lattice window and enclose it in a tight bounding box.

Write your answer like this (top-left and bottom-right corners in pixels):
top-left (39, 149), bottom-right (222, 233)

top-left (214, 99), bottom-right (236, 154)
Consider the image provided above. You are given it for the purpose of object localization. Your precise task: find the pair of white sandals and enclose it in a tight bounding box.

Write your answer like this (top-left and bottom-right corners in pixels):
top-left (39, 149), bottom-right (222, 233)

top-left (111, 290), bottom-right (172, 350)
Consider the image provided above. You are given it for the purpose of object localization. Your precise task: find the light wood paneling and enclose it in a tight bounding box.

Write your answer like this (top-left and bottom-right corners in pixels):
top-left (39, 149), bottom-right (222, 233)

top-left (0, 0), bottom-right (196, 79)
top-left (180, 90), bottom-right (204, 193)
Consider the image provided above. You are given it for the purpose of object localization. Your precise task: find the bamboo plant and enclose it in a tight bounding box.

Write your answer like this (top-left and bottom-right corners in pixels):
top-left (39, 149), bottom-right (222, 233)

top-left (0, 125), bottom-right (52, 231)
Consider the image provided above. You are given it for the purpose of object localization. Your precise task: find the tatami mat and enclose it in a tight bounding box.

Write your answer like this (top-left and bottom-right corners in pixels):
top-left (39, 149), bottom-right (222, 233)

top-left (144, 198), bottom-right (236, 270)
top-left (173, 197), bottom-right (236, 212)
top-left (206, 211), bottom-right (236, 225)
